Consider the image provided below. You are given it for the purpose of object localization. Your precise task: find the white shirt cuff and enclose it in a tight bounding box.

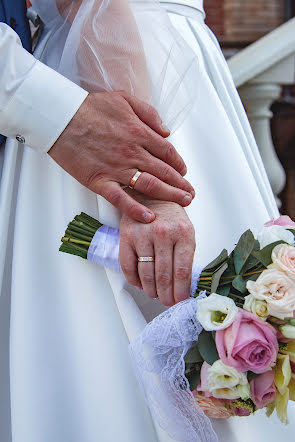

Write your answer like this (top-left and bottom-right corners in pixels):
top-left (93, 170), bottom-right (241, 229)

top-left (0, 60), bottom-right (88, 153)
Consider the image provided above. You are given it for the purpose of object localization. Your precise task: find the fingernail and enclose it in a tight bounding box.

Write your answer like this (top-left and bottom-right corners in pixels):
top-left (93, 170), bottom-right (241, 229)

top-left (190, 189), bottom-right (195, 199)
top-left (142, 212), bottom-right (154, 223)
top-left (183, 194), bottom-right (192, 206)
top-left (161, 123), bottom-right (170, 134)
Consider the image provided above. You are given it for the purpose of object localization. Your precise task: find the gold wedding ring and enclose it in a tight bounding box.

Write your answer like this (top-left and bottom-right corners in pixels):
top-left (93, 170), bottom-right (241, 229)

top-left (138, 256), bottom-right (155, 263)
top-left (129, 170), bottom-right (142, 189)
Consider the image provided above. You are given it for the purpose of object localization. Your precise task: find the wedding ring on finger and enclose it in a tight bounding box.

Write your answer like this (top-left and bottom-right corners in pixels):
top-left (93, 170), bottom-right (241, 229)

top-left (129, 170), bottom-right (143, 189)
top-left (138, 256), bottom-right (155, 263)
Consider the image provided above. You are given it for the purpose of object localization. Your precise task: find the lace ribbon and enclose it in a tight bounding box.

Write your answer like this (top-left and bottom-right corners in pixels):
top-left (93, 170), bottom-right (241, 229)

top-left (87, 226), bottom-right (218, 442)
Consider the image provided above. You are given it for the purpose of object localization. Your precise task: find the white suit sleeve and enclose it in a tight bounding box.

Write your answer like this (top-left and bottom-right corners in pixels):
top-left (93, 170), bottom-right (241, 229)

top-left (0, 23), bottom-right (88, 153)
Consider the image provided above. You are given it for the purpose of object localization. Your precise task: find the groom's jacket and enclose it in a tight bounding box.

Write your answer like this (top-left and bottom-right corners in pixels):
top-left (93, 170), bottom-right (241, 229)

top-left (0, 0), bottom-right (31, 51)
top-left (0, 0), bottom-right (31, 144)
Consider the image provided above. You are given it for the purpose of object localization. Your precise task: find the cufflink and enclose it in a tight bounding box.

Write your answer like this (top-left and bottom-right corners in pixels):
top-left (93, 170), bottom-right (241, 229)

top-left (16, 134), bottom-right (25, 144)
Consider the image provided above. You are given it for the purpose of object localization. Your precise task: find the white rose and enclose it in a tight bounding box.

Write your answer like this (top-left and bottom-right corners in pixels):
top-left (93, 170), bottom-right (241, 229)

top-left (246, 268), bottom-right (295, 320)
top-left (279, 324), bottom-right (295, 339)
top-left (257, 225), bottom-right (294, 249)
top-left (207, 360), bottom-right (248, 400)
top-left (196, 293), bottom-right (238, 331)
top-left (271, 244), bottom-right (295, 280)
top-left (243, 294), bottom-right (269, 320)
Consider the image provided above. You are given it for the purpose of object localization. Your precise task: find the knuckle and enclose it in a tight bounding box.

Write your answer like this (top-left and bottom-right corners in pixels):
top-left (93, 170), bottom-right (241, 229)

top-left (160, 165), bottom-right (172, 183)
top-left (127, 202), bottom-right (141, 219)
top-left (177, 220), bottom-right (193, 237)
top-left (144, 175), bottom-right (158, 194)
top-left (84, 169), bottom-right (104, 189)
top-left (127, 121), bottom-right (144, 139)
top-left (118, 143), bottom-right (139, 161)
top-left (157, 272), bottom-right (172, 287)
top-left (141, 272), bottom-right (155, 286)
top-left (175, 266), bottom-right (191, 281)
top-left (164, 142), bottom-right (175, 163)
top-left (107, 188), bottom-right (122, 206)
top-left (154, 223), bottom-right (169, 239)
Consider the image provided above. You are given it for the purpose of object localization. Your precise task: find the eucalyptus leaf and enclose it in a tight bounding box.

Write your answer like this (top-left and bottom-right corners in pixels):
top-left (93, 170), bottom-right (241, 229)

top-left (234, 229), bottom-right (255, 274)
top-left (252, 240), bottom-right (284, 267)
top-left (240, 253), bottom-right (260, 274)
top-left (184, 344), bottom-right (204, 363)
top-left (253, 239), bottom-right (260, 251)
top-left (211, 262), bottom-right (228, 293)
top-left (203, 249), bottom-right (228, 272)
top-left (232, 275), bottom-right (247, 293)
top-left (186, 370), bottom-right (201, 391)
top-left (198, 331), bottom-right (219, 365)
top-left (216, 284), bottom-right (231, 297)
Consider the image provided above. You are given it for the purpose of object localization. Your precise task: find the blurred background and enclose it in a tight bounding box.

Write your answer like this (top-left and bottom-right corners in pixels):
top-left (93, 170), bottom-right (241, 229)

top-left (204, 0), bottom-right (295, 218)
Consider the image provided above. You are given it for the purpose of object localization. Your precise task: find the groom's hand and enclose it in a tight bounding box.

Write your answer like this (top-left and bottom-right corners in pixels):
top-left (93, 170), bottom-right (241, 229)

top-left (48, 91), bottom-right (195, 223)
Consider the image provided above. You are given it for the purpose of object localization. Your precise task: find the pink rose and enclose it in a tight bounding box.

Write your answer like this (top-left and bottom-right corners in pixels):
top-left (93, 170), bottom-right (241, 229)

top-left (271, 244), bottom-right (295, 280)
top-left (264, 215), bottom-right (295, 228)
top-left (216, 309), bottom-right (278, 374)
top-left (250, 370), bottom-right (276, 409)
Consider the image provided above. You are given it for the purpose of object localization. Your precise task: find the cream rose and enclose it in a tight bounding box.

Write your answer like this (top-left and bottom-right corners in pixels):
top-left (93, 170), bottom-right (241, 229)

top-left (279, 324), bottom-right (295, 339)
top-left (243, 294), bottom-right (269, 320)
top-left (246, 268), bottom-right (295, 320)
top-left (257, 225), bottom-right (294, 249)
top-left (196, 293), bottom-right (238, 331)
top-left (207, 360), bottom-right (249, 400)
top-left (271, 244), bottom-right (295, 280)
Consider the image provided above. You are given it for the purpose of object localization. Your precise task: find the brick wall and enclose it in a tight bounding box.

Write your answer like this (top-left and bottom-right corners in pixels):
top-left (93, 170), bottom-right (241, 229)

top-left (204, 0), bottom-right (285, 42)
top-left (224, 0), bottom-right (285, 42)
top-left (204, 0), bottom-right (224, 36)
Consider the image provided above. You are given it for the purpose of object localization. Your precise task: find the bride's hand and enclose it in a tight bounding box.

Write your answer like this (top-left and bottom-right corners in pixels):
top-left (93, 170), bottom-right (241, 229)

top-left (119, 195), bottom-right (195, 307)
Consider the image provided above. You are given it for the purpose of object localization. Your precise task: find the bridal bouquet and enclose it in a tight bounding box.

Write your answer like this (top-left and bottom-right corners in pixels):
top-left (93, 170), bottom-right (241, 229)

top-left (60, 214), bottom-right (295, 438)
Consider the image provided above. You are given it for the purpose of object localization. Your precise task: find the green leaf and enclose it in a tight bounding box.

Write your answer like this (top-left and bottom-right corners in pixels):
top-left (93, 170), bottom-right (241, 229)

top-left (211, 262), bottom-right (228, 293)
top-left (240, 253), bottom-right (260, 274)
top-left (198, 331), bottom-right (219, 365)
top-left (234, 230), bottom-right (255, 274)
top-left (203, 249), bottom-right (228, 272)
top-left (216, 284), bottom-right (231, 297)
top-left (287, 229), bottom-right (295, 236)
top-left (186, 369), bottom-right (201, 391)
top-left (184, 344), bottom-right (204, 363)
top-left (232, 275), bottom-right (247, 293)
top-left (252, 240), bottom-right (284, 267)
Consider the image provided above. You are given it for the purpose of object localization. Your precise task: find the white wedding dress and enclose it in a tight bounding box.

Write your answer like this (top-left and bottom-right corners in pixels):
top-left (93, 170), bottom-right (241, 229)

top-left (0, 1), bottom-right (294, 441)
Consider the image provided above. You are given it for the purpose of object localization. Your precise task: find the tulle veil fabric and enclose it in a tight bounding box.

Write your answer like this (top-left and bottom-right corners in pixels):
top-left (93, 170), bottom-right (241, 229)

top-left (1, 1), bottom-right (287, 441)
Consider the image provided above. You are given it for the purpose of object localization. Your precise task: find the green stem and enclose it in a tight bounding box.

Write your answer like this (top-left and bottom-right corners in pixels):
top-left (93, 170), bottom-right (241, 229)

top-left (65, 228), bottom-right (93, 243)
top-left (61, 236), bottom-right (91, 247)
